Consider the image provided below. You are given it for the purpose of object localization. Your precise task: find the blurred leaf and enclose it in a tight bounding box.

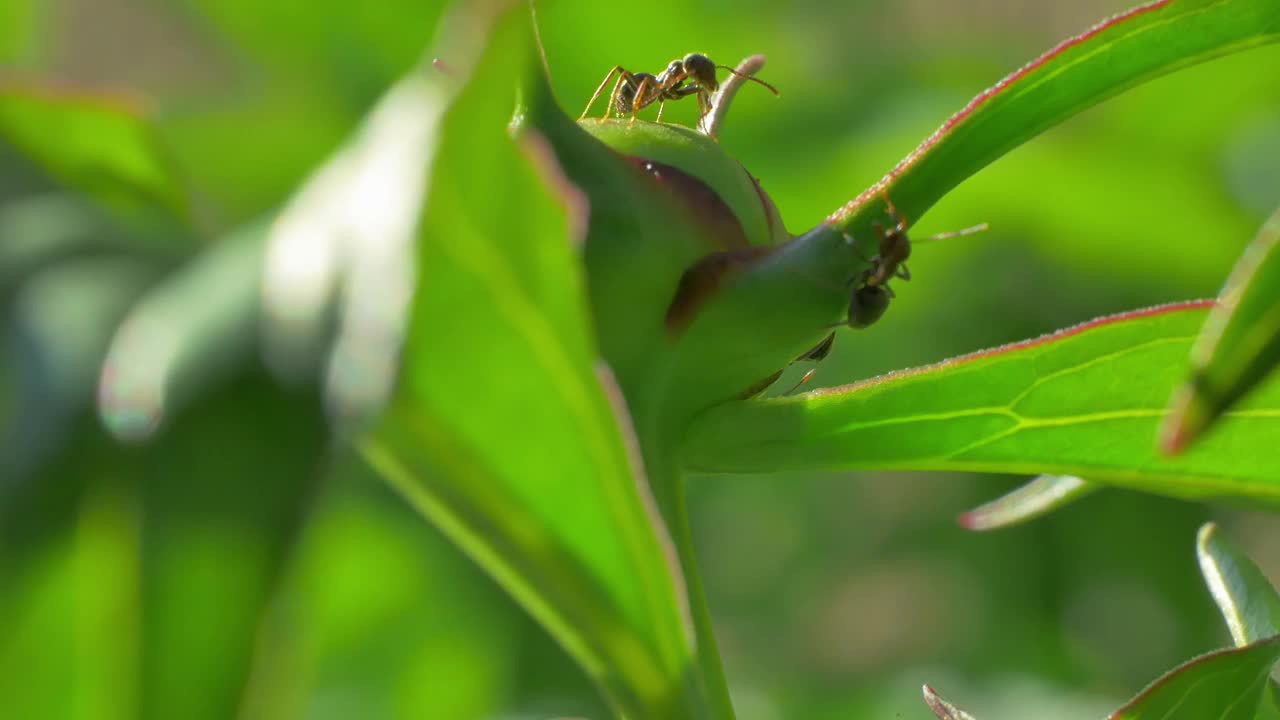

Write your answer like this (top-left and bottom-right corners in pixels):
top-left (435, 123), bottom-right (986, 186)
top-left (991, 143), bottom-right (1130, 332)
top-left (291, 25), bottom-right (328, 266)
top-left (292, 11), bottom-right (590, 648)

top-left (0, 422), bottom-right (140, 720)
top-left (166, 0), bottom-right (451, 221)
top-left (0, 82), bottom-right (191, 228)
top-left (139, 371), bottom-right (326, 720)
top-left (0, 192), bottom-right (183, 481)
top-left (1163, 208), bottom-right (1280, 454)
top-left (242, 477), bottom-right (523, 718)
top-left (184, 0), bottom-right (447, 102)
top-left (71, 207), bottom-right (328, 718)
top-left (1196, 522), bottom-right (1280, 646)
top-left (827, 0), bottom-right (1280, 237)
top-left (0, 0), bottom-right (37, 63)
top-left (1108, 636), bottom-right (1280, 719)
top-left (352, 12), bottom-right (706, 720)
top-left (923, 685), bottom-right (979, 720)
top-left (1, 370), bottom-right (325, 720)
top-left (959, 475), bottom-right (1098, 531)
top-left (684, 302), bottom-right (1280, 504)
top-left (2, 251), bottom-right (161, 481)
top-left (97, 220), bottom-right (267, 442)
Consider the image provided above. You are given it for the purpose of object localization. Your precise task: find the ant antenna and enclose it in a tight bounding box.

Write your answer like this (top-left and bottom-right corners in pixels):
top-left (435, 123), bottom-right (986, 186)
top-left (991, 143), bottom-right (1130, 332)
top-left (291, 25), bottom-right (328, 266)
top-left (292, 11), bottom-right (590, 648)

top-left (716, 65), bottom-right (780, 96)
top-left (920, 223), bottom-right (990, 242)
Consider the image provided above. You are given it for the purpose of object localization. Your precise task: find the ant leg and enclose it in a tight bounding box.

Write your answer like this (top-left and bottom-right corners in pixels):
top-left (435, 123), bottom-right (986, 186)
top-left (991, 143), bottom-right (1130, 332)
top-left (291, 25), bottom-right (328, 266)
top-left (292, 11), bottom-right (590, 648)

top-left (783, 368), bottom-right (819, 396)
top-left (604, 72), bottom-right (631, 121)
top-left (656, 99), bottom-right (666, 123)
top-left (881, 191), bottom-right (909, 232)
top-left (896, 264), bottom-right (912, 282)
top-left (581, 66), bottom-right (623, 120)
top-left (629, 76), bottom-right (654, 125)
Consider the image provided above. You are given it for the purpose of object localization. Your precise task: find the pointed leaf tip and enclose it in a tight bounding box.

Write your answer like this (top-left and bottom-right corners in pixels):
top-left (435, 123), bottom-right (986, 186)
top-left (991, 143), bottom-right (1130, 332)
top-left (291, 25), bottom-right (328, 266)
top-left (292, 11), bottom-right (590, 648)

top-left (958, 475), bottom-right (1096, 531)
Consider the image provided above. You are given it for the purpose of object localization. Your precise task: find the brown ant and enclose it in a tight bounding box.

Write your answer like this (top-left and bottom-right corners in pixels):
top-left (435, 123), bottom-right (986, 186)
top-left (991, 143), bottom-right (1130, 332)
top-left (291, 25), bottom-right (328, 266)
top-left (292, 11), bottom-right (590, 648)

top-left (579, 52), bottom-right (778, 125)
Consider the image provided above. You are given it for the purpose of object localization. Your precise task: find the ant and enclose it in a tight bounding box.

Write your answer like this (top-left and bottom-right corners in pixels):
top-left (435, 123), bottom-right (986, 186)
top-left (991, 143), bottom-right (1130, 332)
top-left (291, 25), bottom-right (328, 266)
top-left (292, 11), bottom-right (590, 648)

top-left (579, 52), bottom-right (778, 125)
top-left (779, 196), bottom-right (986, 395)
top-left (842, 194), bottom-right (987, 327)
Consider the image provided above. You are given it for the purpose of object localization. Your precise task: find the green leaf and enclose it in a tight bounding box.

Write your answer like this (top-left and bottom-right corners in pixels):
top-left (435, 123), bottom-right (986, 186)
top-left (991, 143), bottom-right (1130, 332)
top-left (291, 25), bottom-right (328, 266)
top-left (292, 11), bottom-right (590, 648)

top-left (1196, 523), bottom-right (1280, 719)
top-left (958, 475), bottom-right (1098, 531)
top-left (354, 13), bottom-right (707, 719)
top-left (80, 213), bottom-right (328, 718)
top-left (1108, 636), bottom-right (1280, 719)
top-left (827, 0), bottom-right (1280, 238)
top-left (683, 302), bottom-right (1280, 504)
top-left (0, 82), bottom-right (191, 228)
top-left (0, 423), bottom-right (139, 720)
top-left (1163, 207), bottom-right (1280, 454)
top-left (1197, 523), bottom-right (1280, 646)
top-left (923, 684), bottom-right (980, 720)
top-left (728, 0), bottom-right (1280, 379)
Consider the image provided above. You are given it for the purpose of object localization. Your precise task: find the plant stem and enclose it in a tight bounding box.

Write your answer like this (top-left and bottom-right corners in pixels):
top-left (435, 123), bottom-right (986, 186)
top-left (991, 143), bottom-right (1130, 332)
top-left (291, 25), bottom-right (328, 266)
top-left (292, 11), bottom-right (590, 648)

top-left (645, 444), bottom-right (737, 720)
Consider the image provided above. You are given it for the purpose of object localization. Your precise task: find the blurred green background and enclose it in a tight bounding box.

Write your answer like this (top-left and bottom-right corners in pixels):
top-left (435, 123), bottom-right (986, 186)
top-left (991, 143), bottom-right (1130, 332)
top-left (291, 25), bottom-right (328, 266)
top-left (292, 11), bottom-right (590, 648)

top-left (3, 0), bottom-right (1280, 718)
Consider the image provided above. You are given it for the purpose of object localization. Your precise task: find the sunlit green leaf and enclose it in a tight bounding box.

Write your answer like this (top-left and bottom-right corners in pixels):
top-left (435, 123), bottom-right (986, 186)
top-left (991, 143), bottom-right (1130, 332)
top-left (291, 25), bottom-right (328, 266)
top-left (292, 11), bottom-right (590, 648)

top-left (683, 302), bottom-right (1280, 504)
top-left (1164, 208), bottom-right (1280, 454)
top-left (0, 82), bottom-right (191, 227)
top-left (356, 12), bottom-right (706, 719)
top-left (1108, 636), bottom-right (1280, 719)
top-left (827, 0), bottom-right (1280, 238)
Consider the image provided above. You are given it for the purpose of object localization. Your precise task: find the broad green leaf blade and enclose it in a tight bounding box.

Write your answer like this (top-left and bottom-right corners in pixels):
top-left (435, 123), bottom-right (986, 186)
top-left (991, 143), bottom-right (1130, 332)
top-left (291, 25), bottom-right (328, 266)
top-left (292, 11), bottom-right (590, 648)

top-left (1108, 636), bottom-right (1280, 719)
top-left (1197, 523), bottom-right (1280, 646)
top-left (923, 685), bottom-right (980, 720)
top-left (358, 14), bottom-right (705, 720)
top-left (827, 0), bottom-right (1280, 239)
top-left (1164, 208), bottom-right (1280, 454)
top-left (683, 302), bottom-right (1280, 504)
top-left (958, 475), bottom-right (1098, 531)
top-left (0, 82), bottom-right (191, 227)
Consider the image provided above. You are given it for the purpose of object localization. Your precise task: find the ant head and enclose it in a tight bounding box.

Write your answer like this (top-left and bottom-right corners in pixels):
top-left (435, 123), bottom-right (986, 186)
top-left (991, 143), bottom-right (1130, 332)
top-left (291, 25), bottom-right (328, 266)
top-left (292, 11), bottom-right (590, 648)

top-left (682, 53), bottom-right (719, 91)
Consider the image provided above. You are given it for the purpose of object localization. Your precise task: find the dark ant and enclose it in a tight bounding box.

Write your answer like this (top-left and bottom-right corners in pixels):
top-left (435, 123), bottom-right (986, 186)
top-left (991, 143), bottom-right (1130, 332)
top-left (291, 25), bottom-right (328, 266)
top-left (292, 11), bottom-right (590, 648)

top-left (780, 196), bottom-right (986, 395)
top-left (842, 194), bottom-right (986, 328)
top-left (579, 52), bottom-right (778, 125)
